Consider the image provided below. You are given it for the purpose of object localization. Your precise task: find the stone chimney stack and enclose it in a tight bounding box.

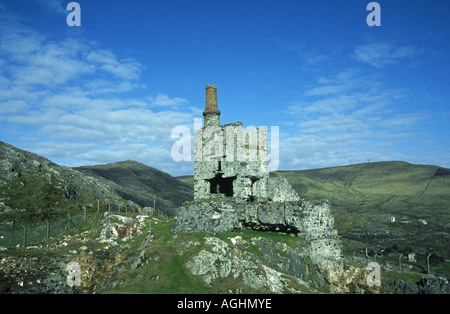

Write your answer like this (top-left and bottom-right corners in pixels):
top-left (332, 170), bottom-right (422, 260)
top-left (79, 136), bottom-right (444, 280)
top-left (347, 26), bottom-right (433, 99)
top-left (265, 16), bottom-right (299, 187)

top-left (203, 84), bottom-right (221, 127)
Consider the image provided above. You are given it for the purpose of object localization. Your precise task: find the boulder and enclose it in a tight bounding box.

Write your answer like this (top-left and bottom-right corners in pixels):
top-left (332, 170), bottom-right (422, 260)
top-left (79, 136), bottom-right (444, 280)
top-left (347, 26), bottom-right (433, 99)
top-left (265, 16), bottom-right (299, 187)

top-left (417, 276), bottom-right (450, 294)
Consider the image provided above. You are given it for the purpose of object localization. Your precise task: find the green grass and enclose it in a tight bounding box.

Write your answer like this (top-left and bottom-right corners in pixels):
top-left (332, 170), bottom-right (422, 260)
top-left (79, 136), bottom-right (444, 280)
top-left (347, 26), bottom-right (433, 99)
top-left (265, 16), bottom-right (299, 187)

top-left (0, 169), bottom-right (107, 247)
top-left (381, 270), bottom-right (424, 287)
top-left (0, 171), bottom-right (100, 224)
top-left (104, 218), bottom-right (214, 294)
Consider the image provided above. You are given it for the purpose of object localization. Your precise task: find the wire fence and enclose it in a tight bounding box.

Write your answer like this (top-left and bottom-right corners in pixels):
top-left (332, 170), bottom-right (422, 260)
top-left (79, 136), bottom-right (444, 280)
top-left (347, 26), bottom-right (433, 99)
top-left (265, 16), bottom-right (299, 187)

top-left (0, 200), bottom-right (151, 248)
top-left (0, 210), bottom-right (90, 247)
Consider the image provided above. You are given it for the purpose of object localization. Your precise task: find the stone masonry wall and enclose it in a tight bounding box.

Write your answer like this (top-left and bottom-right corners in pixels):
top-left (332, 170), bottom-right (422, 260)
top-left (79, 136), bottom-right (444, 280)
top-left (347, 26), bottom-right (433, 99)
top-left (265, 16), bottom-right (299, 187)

top-left (194, 122), bottom-right (269, 203)
top-left (172, 199), bottom-right (339, 242)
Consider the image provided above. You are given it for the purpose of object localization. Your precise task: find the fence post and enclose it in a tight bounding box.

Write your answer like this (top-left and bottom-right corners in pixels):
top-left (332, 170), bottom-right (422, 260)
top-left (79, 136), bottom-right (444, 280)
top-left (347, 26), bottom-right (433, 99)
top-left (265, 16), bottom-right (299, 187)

top-left (23, 225), bottom-right (26, 246)
top-left (97, 199), bottom-right (100, 212)
top-left (83, 207), bottom-right (86, 222)
top-left (65, 214), bottom-right (74, 231)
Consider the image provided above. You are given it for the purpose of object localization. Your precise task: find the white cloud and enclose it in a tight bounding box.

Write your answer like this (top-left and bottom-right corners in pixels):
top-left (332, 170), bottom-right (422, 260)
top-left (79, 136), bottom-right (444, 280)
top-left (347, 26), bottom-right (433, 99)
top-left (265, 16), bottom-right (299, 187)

top-left (353, 42), bottom-right (422, 68)
top-left (86, 50), bottom-right (142, 81)
top-left (305, 85), bottom-right (346, 96)
top-left (280, 68), bottom-right (435, 170)
top-left (35, 0), bottom-right (67, 15)
top-left (381, 112), bottom-right (430, 129)
top-left (0, 9), bottom-right (196, 176)
top-left (0, 99), bottom-right (29, 114)
top-left (148, 94), bottom-right (188, 108)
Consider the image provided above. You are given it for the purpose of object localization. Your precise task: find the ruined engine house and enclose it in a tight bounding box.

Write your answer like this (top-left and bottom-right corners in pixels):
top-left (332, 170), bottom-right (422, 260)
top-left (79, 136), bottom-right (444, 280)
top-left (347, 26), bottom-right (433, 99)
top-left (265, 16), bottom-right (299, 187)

top-left (172, 85), bottom-right (343, 275)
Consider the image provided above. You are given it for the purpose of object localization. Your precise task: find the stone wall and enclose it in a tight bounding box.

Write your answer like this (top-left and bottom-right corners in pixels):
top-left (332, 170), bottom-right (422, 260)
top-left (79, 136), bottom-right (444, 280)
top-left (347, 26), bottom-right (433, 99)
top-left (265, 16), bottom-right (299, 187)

top-left (172, 199), bottom-right (339, 241)
top-left (267, 177), bottom-right (300, 202)
top-left (194, 122), bottom-right (269, 203)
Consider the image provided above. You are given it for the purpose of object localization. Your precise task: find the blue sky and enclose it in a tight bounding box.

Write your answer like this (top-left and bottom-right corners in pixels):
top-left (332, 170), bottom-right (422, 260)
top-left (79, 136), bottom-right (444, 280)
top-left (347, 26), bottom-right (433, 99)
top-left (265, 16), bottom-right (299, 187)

top-left (0, 0), bottom-right (449, 176)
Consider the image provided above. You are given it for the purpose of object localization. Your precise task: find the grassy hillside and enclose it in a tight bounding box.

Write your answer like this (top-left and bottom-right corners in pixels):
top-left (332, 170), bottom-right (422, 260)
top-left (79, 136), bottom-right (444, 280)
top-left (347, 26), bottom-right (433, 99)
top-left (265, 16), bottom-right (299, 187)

top-left (0, 141), bottom-right (119, 225)
top-left (75, 161), bottom-right (193, 217)
top-left (271, 161), bottom-right (450, 223)
top-left (176, 175), bottom-right (194, 188)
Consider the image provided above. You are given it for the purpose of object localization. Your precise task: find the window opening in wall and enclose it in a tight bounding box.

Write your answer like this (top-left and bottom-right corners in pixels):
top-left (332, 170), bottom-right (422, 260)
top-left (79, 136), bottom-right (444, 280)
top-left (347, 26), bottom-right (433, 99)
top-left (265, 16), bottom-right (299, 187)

top-left (247, 177), bottom-right (259, 203)
top-left (207, 174), bottom-right (236, 197)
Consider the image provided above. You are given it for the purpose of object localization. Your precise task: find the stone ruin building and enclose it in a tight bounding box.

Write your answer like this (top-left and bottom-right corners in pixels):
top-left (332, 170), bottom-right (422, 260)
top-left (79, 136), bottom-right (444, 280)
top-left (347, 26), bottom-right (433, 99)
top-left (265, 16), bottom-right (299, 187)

top-left (172, 85), bottom-right (343, 275)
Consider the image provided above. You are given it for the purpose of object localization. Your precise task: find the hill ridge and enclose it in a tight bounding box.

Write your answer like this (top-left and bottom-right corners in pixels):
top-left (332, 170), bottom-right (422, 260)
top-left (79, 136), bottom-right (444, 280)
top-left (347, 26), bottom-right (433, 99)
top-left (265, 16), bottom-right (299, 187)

top-left (74, 161), bottom-right (193, 217)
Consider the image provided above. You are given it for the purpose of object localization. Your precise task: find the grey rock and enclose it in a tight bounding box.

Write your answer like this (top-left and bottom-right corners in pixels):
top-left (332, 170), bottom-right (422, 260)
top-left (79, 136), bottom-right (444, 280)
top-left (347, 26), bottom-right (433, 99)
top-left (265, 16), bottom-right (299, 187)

top-left (137, 234), bottom-right (153, 250)
top-left (417, 276), bottom-right (450, 294)
top-left (184, 236), bottom-right (311, 293)
top-left (390, 280), bottom-right (417, 294)
top-left (129, 250), bottom-right (148, 270)
top-left (63, 185), bottom-right (81, 202)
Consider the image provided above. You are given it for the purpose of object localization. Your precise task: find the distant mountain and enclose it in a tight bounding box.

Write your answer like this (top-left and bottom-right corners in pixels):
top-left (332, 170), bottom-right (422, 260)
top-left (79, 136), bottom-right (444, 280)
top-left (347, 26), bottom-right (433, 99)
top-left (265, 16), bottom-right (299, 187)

top-left (178, 161), bottom-right (450, 223)
top-left (74, 161), bottom-right (193, 217)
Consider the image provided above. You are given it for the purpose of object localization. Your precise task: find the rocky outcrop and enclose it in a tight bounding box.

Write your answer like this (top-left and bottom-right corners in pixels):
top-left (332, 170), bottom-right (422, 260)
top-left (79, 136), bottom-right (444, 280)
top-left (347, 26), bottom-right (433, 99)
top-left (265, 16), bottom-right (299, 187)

top-left (0, 213), bottom-right (153, 294)
top-left (379, 276), bottom-right (450, 294)
top-left (172, 199), bottom-right (344, 284)
top-left (98, 212), bottom-right (150, 246)
top-left (417, 276), bottom-right (450, 294)
top-left (184, 236), bottom-right (313, 293)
